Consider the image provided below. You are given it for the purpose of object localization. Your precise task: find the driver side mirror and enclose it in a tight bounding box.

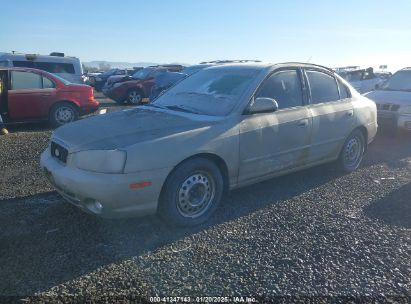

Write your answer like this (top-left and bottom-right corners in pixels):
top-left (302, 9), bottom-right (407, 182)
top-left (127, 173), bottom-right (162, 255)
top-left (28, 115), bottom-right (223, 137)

top-left (245, 97), bottom-right (279, 114)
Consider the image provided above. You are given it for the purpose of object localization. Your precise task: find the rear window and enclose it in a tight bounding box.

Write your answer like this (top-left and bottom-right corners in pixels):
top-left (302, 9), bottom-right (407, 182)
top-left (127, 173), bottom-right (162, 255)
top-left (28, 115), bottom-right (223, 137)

top-left (12, 61), bottom-right (75, 74)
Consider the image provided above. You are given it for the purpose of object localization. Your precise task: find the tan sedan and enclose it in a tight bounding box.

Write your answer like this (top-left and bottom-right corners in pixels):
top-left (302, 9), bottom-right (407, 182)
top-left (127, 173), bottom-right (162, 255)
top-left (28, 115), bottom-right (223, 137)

top-left (40, 62), bottom-right (377, 226)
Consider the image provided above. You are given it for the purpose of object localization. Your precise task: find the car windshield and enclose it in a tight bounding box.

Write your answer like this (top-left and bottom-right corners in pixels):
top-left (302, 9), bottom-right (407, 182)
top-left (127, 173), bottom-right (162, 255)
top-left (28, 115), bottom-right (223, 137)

top-left (153, 67), bottom-right (259, 116)
top-left (132, 68), bottom-right (154, 80)
top-left (381, 70), bottom-right (411, 91)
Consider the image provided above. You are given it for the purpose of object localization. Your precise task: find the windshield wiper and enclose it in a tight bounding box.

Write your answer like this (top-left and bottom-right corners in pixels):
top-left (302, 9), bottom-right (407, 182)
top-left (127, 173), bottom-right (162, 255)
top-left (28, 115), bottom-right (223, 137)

top-left (165, 105), bottom-right (203, 114)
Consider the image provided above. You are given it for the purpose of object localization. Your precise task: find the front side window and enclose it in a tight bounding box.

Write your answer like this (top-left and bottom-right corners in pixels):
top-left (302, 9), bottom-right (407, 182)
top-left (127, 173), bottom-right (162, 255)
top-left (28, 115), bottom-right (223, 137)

top-left (11, 71), bottom-right (42, 90)
top-left (306, 70), bottom-right (340, 104)
top-left (256, 70), bottom-right (303, 109)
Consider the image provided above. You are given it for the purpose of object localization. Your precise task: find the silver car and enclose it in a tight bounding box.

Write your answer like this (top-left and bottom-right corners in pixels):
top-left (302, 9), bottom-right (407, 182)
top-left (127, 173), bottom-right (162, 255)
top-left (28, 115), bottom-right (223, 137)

top-left (40, 62), bottom-right (377, 226)
top-left (365, 67), bottom-right (411, 132)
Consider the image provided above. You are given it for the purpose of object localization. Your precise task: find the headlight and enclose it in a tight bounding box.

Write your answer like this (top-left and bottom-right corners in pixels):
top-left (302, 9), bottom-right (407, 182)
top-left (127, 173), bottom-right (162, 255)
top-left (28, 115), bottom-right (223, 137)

top-left (70, 150), bottom-right (126, 174)
top-left (399, 105), bottom-right (411, 114)
top-left (113, 82), bottom-right (123, 88)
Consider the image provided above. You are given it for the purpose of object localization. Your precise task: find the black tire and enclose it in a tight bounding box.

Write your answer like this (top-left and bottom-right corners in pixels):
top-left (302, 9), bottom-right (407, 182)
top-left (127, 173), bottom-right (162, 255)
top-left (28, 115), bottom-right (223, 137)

top-left (49, 102), bottom-right (79, 128)
top-left (337, 129), bottom-right (365, 172)
top-left (158, 158), bottom-right (224, 226)
top-left (127, 89), bottom-right (143, 105)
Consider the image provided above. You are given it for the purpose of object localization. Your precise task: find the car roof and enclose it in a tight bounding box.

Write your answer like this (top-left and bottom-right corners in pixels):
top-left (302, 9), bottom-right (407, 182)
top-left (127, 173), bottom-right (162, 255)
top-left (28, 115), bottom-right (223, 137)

top-left (203, 62), bottom-right (335, 73)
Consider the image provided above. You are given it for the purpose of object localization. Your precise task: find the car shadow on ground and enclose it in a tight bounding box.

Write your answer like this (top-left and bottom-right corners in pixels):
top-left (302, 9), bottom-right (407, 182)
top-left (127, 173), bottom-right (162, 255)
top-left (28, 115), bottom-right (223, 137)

top-left (364, 182), bottom-right (411, 229)
top-left (0, 163), bottom-right (341, 296)
top-left (5, 121), bottom-right (52, 133)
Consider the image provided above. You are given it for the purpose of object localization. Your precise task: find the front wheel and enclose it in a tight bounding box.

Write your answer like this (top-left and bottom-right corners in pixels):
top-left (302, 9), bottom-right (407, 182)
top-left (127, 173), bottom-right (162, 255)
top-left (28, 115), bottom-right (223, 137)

top-left (127, 89), bottom-right (143, 105)
top-left (337, 129), bottom-right (365, 172)
top-left (158, 158), bottom-right (224, 226)
top-left (49, 102), bottom-right (79, 128)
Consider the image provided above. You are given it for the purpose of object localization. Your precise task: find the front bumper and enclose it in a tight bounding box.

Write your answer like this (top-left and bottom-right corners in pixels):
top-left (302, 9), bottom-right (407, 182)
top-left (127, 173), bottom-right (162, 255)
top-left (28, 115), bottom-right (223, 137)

top-left (40, 148), bottom-right (171, 218)
top-left (398, 114), bottom-right (411, 131)
top-left (377, 111), bottom-right (411, 131)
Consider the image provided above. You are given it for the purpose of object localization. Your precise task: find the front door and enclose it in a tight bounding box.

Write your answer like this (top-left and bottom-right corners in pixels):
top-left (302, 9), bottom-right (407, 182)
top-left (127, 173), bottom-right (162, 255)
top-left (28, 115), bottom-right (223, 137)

top-left (8, 70), bottom-right (56, 120)
top-left (238, 69), bottom-right (312, 184)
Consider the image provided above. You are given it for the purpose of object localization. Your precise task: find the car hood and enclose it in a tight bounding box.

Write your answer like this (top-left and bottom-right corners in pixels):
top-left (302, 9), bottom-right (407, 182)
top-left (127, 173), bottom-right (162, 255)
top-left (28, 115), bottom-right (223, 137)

top-left (365, 90), bottom-right (411, 106)
top-left (52, 107), bottom-right (219, 152)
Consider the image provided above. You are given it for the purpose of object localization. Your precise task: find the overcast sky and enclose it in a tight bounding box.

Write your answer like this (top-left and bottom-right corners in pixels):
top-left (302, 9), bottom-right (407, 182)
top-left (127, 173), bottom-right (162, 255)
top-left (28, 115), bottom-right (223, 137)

top-left (1, 0), bottom-right (410, 71)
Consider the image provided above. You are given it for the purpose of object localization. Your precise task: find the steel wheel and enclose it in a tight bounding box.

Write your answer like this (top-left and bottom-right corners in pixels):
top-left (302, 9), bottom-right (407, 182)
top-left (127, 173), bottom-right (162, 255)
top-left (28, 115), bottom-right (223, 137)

top-left (128, 90), bottom-right (142, 104)
top-left (176, 171), bottom-right (216, 218)
top-left (54, 106), bottom-right (75, 125)
top-left (339, 130), bottom-right (365, 172)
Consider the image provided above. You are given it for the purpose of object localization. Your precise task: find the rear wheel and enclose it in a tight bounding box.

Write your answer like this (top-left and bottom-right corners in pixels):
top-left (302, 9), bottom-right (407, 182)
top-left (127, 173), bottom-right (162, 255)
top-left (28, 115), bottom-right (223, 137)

top-left (127, 89), bottom-right (143, 105)
top-left (49, 102), bottom-right (79, 128)
top-left (158, 158), bottom-right (224, 226)
top-left (337, 129), bottom-right (365, 172)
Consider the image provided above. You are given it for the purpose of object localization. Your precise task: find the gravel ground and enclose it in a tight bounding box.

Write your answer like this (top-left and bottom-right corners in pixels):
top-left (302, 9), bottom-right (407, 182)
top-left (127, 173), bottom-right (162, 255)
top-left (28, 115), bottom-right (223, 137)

top-left (0, 126), bottom-right (410, 303)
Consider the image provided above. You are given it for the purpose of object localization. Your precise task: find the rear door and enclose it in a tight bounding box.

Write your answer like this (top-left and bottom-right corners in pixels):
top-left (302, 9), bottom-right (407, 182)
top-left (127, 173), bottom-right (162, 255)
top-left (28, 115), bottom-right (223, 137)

top-left (304, 69), bottom-right (355, 164)
top-left (238, 69), bottom-right (312, 184)
top-left (8, 70), bottom-right (56, 120)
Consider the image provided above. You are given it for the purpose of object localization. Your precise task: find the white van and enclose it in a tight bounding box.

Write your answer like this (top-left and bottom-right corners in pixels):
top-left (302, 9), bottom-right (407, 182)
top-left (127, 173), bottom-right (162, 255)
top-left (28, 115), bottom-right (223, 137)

top-left (0, 52), bottom-right (84, 84)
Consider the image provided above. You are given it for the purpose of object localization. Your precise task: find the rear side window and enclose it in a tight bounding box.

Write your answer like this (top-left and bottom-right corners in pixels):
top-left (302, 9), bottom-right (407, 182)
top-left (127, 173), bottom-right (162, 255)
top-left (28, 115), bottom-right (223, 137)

top-left (306, 70), bottom-right (340, 104)
top-left (13, 60), bottom-right (35, 68)
top-left (12, 61), bottom-right (75, 74)
top-left (43, 77), bottom-right (55, 88)
top-left (11, 71), bottom-right (42, 90)
top-left (34, 62), bottom-right (75, 74)
top-left (256, 70), bottom-right (303, 109)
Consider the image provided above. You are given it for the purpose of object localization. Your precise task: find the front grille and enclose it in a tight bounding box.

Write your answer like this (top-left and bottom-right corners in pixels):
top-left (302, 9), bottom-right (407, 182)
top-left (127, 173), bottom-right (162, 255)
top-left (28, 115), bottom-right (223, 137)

top-left (50, 142), bottom-right (68, 163)
top-left (376, 103), bottom-right (400, 112)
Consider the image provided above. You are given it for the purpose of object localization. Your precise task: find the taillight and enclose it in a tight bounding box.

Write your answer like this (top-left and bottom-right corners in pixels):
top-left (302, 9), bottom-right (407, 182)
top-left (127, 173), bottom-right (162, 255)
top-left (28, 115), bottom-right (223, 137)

top-left (88, 88), bottom-right (95, 101)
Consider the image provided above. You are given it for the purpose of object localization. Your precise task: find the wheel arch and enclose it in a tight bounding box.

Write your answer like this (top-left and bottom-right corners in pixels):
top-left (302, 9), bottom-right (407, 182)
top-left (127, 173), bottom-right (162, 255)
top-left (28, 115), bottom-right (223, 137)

top-left (355, 125), bottom-right (368, 151)
top-left (127, 86), bottom-right (145, 98)
top-left (49, 100), bottom-right (80, 117)
top-left (159, 153), bottom-right (230, 205)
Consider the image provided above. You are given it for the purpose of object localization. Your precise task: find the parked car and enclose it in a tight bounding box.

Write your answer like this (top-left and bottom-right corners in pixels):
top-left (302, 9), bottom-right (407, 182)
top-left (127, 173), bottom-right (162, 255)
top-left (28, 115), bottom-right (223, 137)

top-left (364, 67), bottom-right (411, 132)
top-left (41, 62), bottom-right (377, 226)
top-left (336, 67), bottom-right (384, 93)
top-left (101, 67), bottom-right (144, 96)
top-left (0, 67), bottom-right (99, 128)
top-left (149, 71), bottom-right (188, 100)
top-left (88, 68), bottom-right (132, 91)
top-left (149, 61), bottom-right (260, 100)
top-left (104, 65), bottom-right (183, 104)
top-left (0, 52), bottom-right (84, 84)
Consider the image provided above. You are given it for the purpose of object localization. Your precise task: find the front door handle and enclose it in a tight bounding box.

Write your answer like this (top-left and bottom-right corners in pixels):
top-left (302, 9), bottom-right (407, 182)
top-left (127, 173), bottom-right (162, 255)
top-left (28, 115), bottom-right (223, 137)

top-left (346, 110), bottom-right (354, 117)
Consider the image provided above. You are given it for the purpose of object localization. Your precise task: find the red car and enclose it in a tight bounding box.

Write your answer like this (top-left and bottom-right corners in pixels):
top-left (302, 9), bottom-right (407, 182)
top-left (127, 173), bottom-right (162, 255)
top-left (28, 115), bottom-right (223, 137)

top-left (0, 67), bottom-right (99, 127)
top-left (104, 65), bottom-right (183, 104)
